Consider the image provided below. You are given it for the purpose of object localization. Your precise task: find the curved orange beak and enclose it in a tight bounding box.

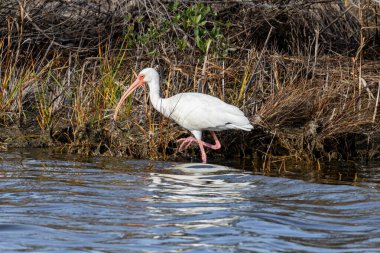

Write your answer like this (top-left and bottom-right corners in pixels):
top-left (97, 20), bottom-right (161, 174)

top-left (113, 76), bottom-right (144, 121)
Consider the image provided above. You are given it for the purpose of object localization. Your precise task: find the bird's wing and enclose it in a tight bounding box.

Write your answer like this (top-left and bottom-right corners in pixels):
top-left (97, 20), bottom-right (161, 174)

top-left (164, 93), bottom-right (252, 131)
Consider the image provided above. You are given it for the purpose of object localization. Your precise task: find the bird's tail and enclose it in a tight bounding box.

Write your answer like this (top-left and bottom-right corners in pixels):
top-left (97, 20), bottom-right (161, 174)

top-left (227, 123), bottom-right (254, 131)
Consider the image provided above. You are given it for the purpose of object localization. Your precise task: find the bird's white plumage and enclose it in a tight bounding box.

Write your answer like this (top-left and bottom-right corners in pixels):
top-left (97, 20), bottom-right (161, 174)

top-left (158, 92), bottom-right (253, 132)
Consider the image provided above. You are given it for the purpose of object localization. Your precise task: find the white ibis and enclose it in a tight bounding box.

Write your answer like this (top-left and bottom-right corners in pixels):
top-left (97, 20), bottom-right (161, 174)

top-left (113, 68), bottom-right (253, 163)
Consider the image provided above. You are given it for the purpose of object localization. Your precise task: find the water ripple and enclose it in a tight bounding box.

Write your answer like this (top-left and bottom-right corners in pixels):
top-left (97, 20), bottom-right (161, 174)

top-left (0, 149), bottom-right (379, 252)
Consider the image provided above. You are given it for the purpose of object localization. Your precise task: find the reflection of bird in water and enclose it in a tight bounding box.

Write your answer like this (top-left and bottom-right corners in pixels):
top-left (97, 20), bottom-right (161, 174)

top-left (145, 163), bottom-right (254, 205)
top-left (113, 68), bottom-right (253, 163)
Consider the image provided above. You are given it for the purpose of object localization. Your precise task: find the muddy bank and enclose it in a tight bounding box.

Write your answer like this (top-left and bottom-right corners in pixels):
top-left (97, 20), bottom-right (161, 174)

top-left (1, 110), bottom-right (379, 163)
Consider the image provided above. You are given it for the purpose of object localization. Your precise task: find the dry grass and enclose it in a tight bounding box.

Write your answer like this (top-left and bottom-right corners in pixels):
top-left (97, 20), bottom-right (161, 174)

top-left (0, 0), bottom-right (379, 162)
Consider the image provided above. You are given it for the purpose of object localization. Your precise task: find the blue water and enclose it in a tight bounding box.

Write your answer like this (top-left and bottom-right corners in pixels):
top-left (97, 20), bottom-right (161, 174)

top-left (0, 149), bottom-right (380, 252)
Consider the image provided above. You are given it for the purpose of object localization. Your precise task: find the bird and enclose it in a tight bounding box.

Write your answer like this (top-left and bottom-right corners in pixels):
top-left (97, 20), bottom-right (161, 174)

top-left (113, 68), bottom-right (253, 163)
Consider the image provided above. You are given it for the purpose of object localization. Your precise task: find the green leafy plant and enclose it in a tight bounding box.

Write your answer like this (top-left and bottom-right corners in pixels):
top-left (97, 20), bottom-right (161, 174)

top-left (170, 2), bottom-right (223, 54)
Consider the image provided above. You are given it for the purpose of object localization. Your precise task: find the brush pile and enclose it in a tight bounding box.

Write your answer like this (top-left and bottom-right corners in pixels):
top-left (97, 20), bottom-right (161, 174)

top-left (1, 0), bottom-right (379, 162)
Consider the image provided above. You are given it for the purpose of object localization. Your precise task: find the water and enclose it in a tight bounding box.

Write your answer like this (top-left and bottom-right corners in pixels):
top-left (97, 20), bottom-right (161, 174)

top-left (1, 149), bottom-right (380, 252)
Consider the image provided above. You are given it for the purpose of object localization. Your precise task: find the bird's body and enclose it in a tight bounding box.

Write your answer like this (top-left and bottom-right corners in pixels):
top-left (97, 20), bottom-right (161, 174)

top-left (114, 68), bottom-right (253, 162)
top-left (154, 92), bottom-right (252, 138)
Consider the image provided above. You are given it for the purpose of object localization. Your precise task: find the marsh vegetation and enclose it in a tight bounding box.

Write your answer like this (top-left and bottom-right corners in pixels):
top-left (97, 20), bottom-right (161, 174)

top-left (1, 0), bottom-right (379, 166)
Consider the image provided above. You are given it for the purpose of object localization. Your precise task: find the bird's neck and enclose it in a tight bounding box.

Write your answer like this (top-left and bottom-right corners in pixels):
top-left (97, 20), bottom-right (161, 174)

top-left (147, 79), bottom-right (166, 115)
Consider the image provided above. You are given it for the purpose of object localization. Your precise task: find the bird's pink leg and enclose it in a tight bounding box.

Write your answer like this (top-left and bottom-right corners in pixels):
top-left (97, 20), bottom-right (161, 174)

top-left (201, 131), bottom-right (221, 150)
top-left (177, 136), bottom-right (206, 162)
top-left (177, 132), bottom-right (220, 163)
top-left (196, 139), bottom-right (207, 163)
top-left (177, 136), bottom-right (197, 151)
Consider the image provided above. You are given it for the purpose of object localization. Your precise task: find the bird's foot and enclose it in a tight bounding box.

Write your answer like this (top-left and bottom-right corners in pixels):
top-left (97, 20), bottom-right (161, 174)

top-left (202, 141), bottom-right (221, 150)
top-left (202, 131), bottom-right (221, 150)
top-left (177, 137), bottom-right (197, 151)
top-left (177, 137), bottom-right (210, 163)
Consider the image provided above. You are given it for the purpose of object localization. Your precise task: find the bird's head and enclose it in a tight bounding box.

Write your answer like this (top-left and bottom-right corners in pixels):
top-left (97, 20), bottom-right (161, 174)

top-left (113, 68), bottom-right (159, 121)
top-left (138, 67), bottom-right (159, 84)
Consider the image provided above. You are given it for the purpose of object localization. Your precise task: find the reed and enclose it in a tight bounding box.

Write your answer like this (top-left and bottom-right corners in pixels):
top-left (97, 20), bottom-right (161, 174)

top-left (0, 0), bottom-right (379, 162)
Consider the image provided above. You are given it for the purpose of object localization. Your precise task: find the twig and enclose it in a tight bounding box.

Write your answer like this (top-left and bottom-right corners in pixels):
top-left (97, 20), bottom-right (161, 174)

top-left (311, 26), bottom-right (320, 81)
top-left (263, 129), bottom-right (276, 169)
top-left (373, 81), bottom-right (380, 123)
top-left (320, 5), bottom-right (353, 34)
top-left (18, 1), bottom-right (88, 52)
top-left (244, 26), bottom-right (273, 94)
